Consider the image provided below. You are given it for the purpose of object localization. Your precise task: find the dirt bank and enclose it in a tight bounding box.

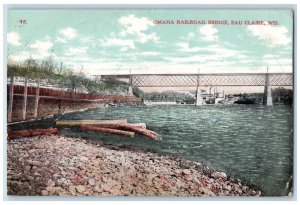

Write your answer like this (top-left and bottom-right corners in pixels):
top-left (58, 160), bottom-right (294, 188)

top-left (7, 135), bottom-right (262, 196)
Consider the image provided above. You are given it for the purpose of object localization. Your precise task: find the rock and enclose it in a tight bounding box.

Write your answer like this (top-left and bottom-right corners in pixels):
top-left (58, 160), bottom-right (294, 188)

top-left (56, 178), bottom-right (68, 186)
top-left (201, 187), bottom-right (216, 196)
top-left (93, 186), bottom-right (103, 193)
top-left (211, 171), bottom-right (227, 180)
top-left (27, 160), bottom-right (42, 166)
top-left (223, 185), bottom-right (232, 191)
top-left (242, 186), bottom-right (248, 192)
top-left (182, 169), bottom-right (191, 175)
top-left (28, 149), bottom-right (36, 153)
top-left (101, 176), bottom-right (108, 183)
top-left (80, 156), bottom-right (88, 161)
top-left (25, 166), bottom-right (31, 171)
top-left (61, 171), bottom-right (67, 176)
top-left (27, 176), bottom-right (34, 180)
top-left (236, 187), bottom-right (243, 194)
top-left (14, 144), bottom-right (20, 149)
top-left (185, 175), bottom-right (193, 181)
top-left (69, 186), bottom-right (77, 195)
top-left (88, 178), bottom-right (96, 186)
top-left (46, 186), bottom-right (53, 192)
top-left (174, 169), bottom-right (182, 175)
top-left (41, 190), bottom-right (49, 196)
top-left (76, 185), bottom-right (86, 193)
top-left (47, 179), bottom-right (55, 187)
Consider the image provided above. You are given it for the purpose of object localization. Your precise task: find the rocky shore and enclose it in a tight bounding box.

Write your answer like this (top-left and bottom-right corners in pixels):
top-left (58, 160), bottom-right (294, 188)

top-left (7, 135), bottom-right (262, 196)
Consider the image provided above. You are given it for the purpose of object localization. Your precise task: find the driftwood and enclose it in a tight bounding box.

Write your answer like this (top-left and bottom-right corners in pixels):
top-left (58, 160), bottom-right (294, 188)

top-left (82, 123), bottom-right (158, 140)
top-left (91, 123), bottom-right (146, 129)
top-left (56, 119), bottom-right (127, 127)
top-left (57, 119), bottom-right (158, 140)
top-left (7, 128), bottom-right (58, 139)
top-left (80, 125), bottom-right (135, 137)
top-left (117, 124), bottom-right (159, 141)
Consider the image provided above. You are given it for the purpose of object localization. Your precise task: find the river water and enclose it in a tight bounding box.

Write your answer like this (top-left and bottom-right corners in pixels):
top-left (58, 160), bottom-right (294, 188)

top-left (58, 104), bottom-right (293, 196)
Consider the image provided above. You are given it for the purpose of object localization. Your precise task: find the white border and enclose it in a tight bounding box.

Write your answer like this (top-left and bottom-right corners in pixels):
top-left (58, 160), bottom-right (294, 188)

top-left (1, 1), bottom-right (299, 205)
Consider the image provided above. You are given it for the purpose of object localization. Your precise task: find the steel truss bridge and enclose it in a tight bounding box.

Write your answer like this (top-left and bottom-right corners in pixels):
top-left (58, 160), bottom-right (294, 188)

top-left (100, 73), bottom-right (293, 87)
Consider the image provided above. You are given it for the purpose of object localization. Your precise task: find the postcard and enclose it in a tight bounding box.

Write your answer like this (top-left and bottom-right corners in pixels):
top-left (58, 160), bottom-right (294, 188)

top-left (6, 8), bottom-right (293, 197)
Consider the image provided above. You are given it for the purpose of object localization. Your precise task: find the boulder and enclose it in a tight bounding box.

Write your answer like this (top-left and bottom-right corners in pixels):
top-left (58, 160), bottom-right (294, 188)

top-left (201, 187), bottom-right (216, 196)
top-left (182, 169), bottom-right (191, 175)
top-left (211, 171), bottom-right (227, 180)
top-left (41, 190), bottom-right (49, 196)
top-left (76, 185), bottom-right (86, 193)
top-left (88, 178), bottom-right (96, 186)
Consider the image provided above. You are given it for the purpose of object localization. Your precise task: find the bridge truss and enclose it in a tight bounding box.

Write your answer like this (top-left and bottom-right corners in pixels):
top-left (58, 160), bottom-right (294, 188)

top-left (130, 73), bottom-right (293, 87)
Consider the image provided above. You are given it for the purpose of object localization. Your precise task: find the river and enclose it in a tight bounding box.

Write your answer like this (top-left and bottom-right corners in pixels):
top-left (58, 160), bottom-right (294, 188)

top-left (46, 105), bottom-right (294, 196)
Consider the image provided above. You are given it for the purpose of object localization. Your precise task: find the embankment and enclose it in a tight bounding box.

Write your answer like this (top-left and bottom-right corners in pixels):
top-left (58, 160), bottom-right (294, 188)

top-left (8, 84), bottom-right (142, 122)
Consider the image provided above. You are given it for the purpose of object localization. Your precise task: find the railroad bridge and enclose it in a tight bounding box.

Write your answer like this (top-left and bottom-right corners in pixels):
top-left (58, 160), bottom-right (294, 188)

top-left (98, 73), bottom-right (293, 106)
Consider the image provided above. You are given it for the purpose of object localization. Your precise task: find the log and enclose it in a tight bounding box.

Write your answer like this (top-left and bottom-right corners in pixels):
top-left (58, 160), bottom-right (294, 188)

top-left (56, 119), bottom-right (128, 127)
top-left (117, 124), bottom-right (159, 141)
top-left (90, 123), bottom-right (146, 129)
top-left (80, 125), bottom-right (135, 137)
top-left (8, 128), bottom-right (58, 139)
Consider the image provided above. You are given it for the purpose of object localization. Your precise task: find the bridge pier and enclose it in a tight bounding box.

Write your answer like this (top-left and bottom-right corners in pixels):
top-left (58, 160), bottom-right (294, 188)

top-left (263, 73), bottom-right (273, 106)
top-left (195, 86), bottom-right (204, 106)
top-left (128, 85), bottom-right (133, 96)
top-left (128, 73), bottom-right (133, 96)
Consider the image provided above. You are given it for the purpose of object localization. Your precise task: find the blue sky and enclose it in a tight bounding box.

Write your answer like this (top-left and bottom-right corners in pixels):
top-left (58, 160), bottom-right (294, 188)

top-left (7, 9), bottom-right (293, 76)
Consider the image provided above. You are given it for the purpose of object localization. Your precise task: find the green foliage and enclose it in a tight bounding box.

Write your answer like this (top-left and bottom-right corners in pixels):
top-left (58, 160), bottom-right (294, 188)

top-left (133, 87), bottom-right (144, 98)
top-left (271, 87), bottom-right (293, 105)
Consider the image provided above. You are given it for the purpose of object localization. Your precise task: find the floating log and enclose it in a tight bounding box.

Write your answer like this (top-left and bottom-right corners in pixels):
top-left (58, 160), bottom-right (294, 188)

top-left (8, 128), bottom-right (58, 139)
top-left (56, 119), bottom-right (128, 127)
top-left (80, 125), bottom-right (135, 137)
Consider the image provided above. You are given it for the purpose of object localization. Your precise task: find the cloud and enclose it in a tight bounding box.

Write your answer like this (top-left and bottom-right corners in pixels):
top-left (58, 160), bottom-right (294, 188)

top-left (139, 51), bottom-right (161, 56)
top-left (59, 27), bottom-right (77, 40)
top-left (7, 32), bottom-right (21, 46)
top-left (176, 42), bottom-right (203, 53)
top-left (29, 38), bottom-right (53, 59)
top-left (175, 42), bottom-right (247, 60)
top-left (64, 47), bottom-right (88, 56)
top-left (169, 43), bottom-right (249, 65)
top-left (118, 14), bottom-right (159, 43)
top-left (30, 40), bottom-right (53, 53)
top-left (100, 38), bottom-right (135, 49)
top-left (119, 47), bottom-right (128, 52)
top-left (198, 25), bottom-right (218, 41)
top-left (247, 24), bottom-right (291, 47)
top-left (55, 37), bottom-right (67, 43)
top-left (55, 27), bottom-right (77, 43)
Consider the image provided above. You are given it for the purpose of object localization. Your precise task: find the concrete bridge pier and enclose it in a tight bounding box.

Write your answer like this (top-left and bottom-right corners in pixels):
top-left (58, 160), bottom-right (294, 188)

top-left (128, 85), bottom-right (133, 96)
top-left (263, 73), bottom-right (273, 106)
top-left (128, 74), bottom-right (133, 96)
top-left (195, 86), bottom-right (204, 106)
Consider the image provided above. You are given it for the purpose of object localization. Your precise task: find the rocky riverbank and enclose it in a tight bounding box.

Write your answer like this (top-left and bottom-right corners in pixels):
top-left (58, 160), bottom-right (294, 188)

top-left (7, 135), bottom-right (262, 196)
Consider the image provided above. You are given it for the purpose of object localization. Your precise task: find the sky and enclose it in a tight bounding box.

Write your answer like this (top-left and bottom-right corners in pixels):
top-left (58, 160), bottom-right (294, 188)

top-left (7, 9), bottom-right (293, 77)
